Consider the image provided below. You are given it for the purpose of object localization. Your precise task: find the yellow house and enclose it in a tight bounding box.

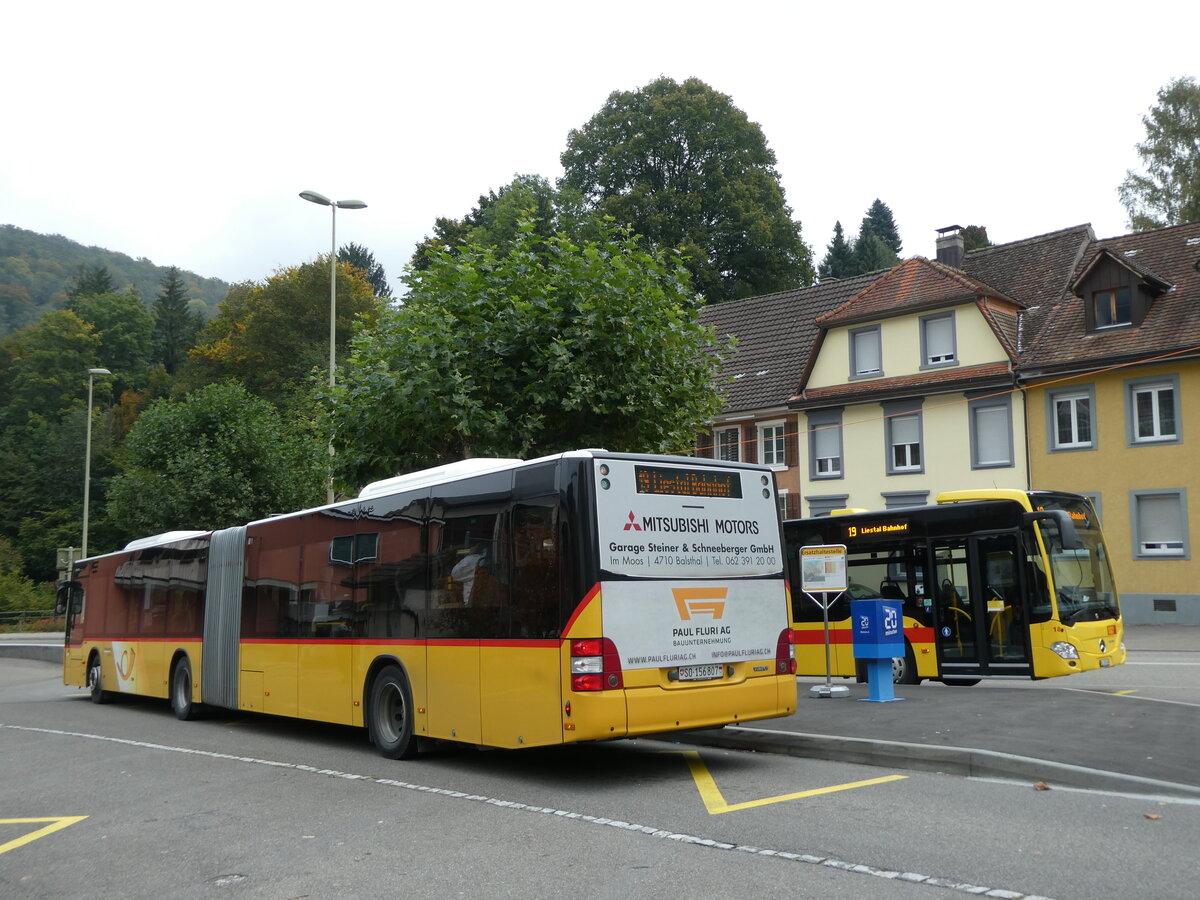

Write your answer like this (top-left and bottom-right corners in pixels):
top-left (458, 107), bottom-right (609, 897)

top-left (791, 251), bottom-right (1027, 514)
top-left (1020, 223), bottom-right (1200, 623)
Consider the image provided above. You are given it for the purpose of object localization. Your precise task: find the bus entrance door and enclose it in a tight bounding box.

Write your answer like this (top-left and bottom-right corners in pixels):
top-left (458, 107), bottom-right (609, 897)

top-left (932, 537), bottom-right (1032, 679)
top-left (932, 541), bottom-right (977, 678)
top-left (975, 535), bottom-right (1031, 676)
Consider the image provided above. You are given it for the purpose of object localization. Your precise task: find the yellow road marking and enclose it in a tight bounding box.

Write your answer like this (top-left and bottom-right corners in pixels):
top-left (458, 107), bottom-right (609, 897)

top-left (678, 751), bottom-right (906, 815)
top-left (0, 817), bottom-right (88, 855)
top-left (1114, 690), bottom-right (1137, 695)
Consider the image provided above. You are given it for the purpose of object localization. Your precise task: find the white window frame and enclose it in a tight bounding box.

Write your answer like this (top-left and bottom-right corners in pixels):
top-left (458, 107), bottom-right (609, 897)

top-left (1130, 489), bottom-right (1189, 559)
top-left (1126, 376), bottom-right (1181, 445)
top-left (1047, 387), bottom-right (1095, 451)
top-left (920, 311), bottom-right (957, 368)
top-left (758, 420), bottom-right (786, 468)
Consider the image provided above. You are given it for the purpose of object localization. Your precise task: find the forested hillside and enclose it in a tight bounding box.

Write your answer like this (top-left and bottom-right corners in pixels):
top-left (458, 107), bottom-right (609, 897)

top-left (0, 225), bottom-right (228, 337)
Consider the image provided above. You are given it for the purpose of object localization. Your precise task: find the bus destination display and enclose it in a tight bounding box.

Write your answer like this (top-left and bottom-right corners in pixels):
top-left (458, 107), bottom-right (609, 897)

top-left (634, 465), bottom-right (743, 499)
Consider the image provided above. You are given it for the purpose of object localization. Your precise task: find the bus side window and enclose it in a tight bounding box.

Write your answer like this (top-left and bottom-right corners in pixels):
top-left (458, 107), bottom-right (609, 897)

top-left (512, 501), bottom-right (561, 639)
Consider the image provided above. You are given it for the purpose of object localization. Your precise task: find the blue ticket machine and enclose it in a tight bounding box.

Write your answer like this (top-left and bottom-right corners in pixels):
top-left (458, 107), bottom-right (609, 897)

top-left (850, 598), bottom-right (905, 702)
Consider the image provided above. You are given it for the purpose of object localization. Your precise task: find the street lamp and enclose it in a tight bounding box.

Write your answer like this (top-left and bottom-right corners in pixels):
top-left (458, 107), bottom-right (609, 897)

top-left (82, 367), bottom-right (111, 559)
top-left (299, 190), bottom-right (367, 503)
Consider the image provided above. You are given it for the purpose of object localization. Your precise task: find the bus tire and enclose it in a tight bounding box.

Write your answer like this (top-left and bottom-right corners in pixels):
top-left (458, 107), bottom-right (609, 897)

top-left (941, 677), bottom-right (981, 687)
top-left (170, 657), bottom-right (200, 720)
top-left (368, 665), bottom-right (418, 760)
top-left (893, 642), bottom-right (920, 685)
top-left (88, 653), bottom-right (110, 704)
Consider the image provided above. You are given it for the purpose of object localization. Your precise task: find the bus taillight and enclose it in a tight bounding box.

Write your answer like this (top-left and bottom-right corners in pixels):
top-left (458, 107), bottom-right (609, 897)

top-left (570, 638), bottom-right (623, 691)
top-left (776, 629), bottom-right (797, 675)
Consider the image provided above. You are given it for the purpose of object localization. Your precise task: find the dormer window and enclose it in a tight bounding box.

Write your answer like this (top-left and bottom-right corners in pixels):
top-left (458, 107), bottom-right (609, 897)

top-left (1093, 287), bottom-right (1132, 329)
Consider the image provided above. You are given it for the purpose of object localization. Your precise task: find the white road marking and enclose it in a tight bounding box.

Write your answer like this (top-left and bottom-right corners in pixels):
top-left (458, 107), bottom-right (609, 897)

top-left (1, 722), bottom-right (1054, 900)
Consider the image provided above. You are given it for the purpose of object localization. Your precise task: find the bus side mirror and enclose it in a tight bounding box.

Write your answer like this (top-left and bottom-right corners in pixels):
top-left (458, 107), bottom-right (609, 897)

top-left (1023, 510), bottom-right (1082, 551)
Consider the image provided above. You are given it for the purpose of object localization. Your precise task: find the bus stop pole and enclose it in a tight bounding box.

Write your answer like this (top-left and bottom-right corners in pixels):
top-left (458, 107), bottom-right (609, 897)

top-left (806, 589), bottom-right (849, 698)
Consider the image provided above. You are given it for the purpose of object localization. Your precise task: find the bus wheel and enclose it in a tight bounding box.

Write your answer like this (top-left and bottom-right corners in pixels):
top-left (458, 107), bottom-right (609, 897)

top-left (892, 643), bottom-right (920, 685)
top-left (941, 677), bottom-right (981, 687)
top-left (171, 658), bottom-right (200, 720)
top-left (368, 665), bottom-right (418, 760)
top-left (87, 654), bottom-right (109, 704)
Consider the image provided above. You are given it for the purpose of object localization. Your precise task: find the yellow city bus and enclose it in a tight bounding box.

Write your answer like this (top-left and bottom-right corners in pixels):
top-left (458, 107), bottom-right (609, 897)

top-left (784, 489), bottom-right (1125, 685)
top-left (63, 450), bottom-right (796, 757)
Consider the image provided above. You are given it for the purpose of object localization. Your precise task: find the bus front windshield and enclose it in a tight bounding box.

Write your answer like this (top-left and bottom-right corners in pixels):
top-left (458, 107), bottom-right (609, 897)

top-left (1036, 496), bottom-right (1119, 624)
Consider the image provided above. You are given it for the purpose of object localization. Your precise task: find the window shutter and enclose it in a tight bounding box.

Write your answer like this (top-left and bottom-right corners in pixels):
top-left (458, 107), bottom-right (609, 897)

top-left (743, 424), bottom-right (757, 465)
top-left (785, 421), bottom-right (798, 468)
top-left (696, 431), bottom-right (713, 458)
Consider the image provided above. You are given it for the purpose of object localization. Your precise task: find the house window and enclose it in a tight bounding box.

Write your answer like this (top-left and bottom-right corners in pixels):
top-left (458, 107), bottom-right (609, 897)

top-left (1093, 287), bottom-right (1132, 329)
top-left (806, 408), bottom-right (843, 480)
top-left (968, 395), bottom-right (1013, 468)
top-left (716, 427), bottom-right (740, 461)
top-left (850, 325), bottom-right (882, 378)
top-left (888, 414), bottom-right (922, 472)
top-left (758, 422), bottom-right (786, 467)
top-left (920, 312), bottom-right (956, 367)
top-left (775, 490), bottom-right (790, 520)
top-left (1048, 388), bottom-right (1094, 450)
top-left (1126, 377), bottom-right (1180, 444)
top-left (1131, 490), bottom-right (1189, 558)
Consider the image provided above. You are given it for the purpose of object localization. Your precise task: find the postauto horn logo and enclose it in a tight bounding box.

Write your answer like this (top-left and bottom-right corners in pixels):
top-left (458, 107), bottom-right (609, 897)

top-left (672, 587), bottom-right (727, 620)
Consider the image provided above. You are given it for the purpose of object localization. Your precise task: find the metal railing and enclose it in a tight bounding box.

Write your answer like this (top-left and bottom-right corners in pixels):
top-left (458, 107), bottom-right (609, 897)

top-left (0, 609), bottom-right (64, 631)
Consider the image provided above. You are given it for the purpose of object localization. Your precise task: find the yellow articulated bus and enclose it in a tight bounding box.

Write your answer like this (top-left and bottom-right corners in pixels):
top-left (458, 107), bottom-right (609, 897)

top-left (63, 450), bottom-right (796, 757)
top-left (784, 489), bottom-right (1125, 686)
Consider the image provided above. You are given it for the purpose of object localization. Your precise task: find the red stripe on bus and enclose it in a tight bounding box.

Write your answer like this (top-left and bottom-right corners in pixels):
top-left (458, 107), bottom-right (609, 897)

top-left (559, 582), bottom-right (602, 637)
top-left (238, 638), bottom-right (562, 648)
top-left (793, 625), bottom-right (935, 645)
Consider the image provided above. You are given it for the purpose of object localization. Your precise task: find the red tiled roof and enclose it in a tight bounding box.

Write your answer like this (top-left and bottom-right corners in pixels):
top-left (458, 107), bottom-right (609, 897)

top-left (817, 257), bottom-right (1019, 327)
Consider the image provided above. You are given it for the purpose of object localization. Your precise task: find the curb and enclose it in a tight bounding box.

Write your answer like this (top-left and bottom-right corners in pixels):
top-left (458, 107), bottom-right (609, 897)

top-left (0, 643), bottom-right (61, 663)
top-left (674, 725), bottom-right (1200, 801)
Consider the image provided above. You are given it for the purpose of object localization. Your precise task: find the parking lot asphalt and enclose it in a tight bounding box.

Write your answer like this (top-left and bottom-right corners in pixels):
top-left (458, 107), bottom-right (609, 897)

top-left (6, 626), bottom-right (1199, 798)
top-left (676, 624), bottom-right (1200, 800)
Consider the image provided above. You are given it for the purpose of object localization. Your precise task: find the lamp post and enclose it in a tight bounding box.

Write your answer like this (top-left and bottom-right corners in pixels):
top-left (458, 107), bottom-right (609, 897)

top-left (299, 190), bottom-right (367, 503)
top-left (82, 367), bottom-right (111, 559)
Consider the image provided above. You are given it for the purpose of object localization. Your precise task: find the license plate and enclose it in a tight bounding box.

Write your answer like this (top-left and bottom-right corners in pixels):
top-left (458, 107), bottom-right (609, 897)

top-left (1099, 658), bottom-right (1111, 667)
top-left (678, 664), bottom-right (723, 681)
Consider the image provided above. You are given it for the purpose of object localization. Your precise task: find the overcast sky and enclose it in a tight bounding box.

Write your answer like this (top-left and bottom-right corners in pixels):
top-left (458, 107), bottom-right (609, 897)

top-left (4, 1), bottom-right (1196, 297)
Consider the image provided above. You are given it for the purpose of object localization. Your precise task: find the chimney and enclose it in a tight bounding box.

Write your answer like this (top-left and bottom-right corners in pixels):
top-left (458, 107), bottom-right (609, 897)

top-left (936, 225), bottom-right (965, 268)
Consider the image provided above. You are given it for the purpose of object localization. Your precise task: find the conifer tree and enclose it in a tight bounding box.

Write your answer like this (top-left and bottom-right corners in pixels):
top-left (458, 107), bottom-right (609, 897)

top-left (852, 230), bottom-right (898, 274)
top-left (66, 264), bottom-right (115, 301)
top-left (864, 199), bottom-right (902, 256)
top-left (152, 266), bottom-right (200, 375)
top-left (817, 221), bottom-right (856, 280)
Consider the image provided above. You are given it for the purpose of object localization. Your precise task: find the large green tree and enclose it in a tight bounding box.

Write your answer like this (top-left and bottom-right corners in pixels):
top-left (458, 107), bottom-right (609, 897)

top-left (107, 381), bottom-right (325, 536)
top-left (330, 218), bottom-right (729, 486)
top-left (1119, 76), bottom-right (1200, 231)
top-left (410, 174), bottom-right (589, 271)
top-left (559, 76), bottom-right (814, 301)
top-left (188, 258), bottom-right (380, 404)
top-left (68, 290), bottom-right (155, 387)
